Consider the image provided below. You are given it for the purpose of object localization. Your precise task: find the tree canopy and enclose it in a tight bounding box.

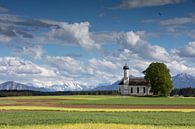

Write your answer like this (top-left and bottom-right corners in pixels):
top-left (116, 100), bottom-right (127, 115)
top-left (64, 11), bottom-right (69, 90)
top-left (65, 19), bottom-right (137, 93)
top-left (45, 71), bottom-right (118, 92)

top-left (144, 62), bottom-right (173, 96)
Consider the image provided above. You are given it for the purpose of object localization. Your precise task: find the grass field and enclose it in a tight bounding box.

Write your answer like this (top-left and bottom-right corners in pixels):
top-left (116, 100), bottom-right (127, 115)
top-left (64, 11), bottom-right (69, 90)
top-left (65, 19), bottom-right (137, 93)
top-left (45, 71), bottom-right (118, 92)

top-left (1, 95), bottom-right (195, 105)
top-left (0, 95), bottom-right (194, 129)
top-left (0, 111), bottom-right (194, 126)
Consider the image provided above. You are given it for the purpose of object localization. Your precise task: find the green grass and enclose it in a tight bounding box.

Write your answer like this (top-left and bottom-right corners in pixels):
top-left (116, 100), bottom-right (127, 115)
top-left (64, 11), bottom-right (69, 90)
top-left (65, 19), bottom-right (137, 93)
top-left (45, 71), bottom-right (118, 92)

top-left (0, 95), bottom-right (194, 129)
top-left (1, 95), bottom-right (195, 105)
top-left (57, 95), bottom-right (195, 105)
top-left (0, 100), bottom-right (16, 105)
top-left (0, 111), bottom-right (194, 126)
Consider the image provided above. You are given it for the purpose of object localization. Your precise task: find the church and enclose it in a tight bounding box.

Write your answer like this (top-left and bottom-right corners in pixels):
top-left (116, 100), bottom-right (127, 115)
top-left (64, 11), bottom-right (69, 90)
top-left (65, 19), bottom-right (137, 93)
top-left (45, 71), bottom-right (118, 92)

top-left (119, 64), bottom-right (150, 96)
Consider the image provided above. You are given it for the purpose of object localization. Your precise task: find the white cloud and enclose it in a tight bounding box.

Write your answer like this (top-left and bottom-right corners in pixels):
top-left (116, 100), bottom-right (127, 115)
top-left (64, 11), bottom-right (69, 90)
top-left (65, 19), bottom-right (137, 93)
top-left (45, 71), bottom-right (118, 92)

top-left (46, 56), bottom-right (122, 85)
top-left (93, 30), bottom-right (170, 62)
top-left (160, 16), bottom-right (195, 26)
top-left (0, 57), bottom-right (58, 77)
top-left (41, 21), bottom-right (100, 50)
top-left (14, 45), bottom-right (44, 59)
top-left (0, 57), bottom-right (62, 87)
top-left (116, 31), bottom-right (170, 62)
top-left (0, 57), bottom-right (41, 74)
top-left (115, 0), bottom-right (185, 9)
top-left (166, 60), bottom-right (195, 75)
top-left (0, 10), bottom-right (101, 55)
top-left (47, 56), bottom-right (85, 76)
top-left (118, 31), bottom-right (141, 46)
top-left (0, 35), bottom-right (12, 43)
top-left (172, 41), bottom-right (195, 57)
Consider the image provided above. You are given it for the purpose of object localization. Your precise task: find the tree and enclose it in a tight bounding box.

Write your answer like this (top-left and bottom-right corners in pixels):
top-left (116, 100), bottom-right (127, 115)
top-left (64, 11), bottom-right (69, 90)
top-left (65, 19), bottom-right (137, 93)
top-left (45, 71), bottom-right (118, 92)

top-left (144, 62), bottom-right (173, 96)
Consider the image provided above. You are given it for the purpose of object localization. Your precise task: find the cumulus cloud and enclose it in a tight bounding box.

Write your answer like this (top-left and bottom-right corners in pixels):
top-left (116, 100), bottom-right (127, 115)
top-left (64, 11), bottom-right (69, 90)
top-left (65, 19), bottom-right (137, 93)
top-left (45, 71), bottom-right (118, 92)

top-left (115, 0), bottom-right (185, 9)
top-left (42, 21), bottom-right (100, 50)
top-left (119, 32), bottom-right (170, 61)
top-left (0, 8), bottom-right (101, 60)
top-left (0, 57), bottom-right (55, 76)
top-left (14, 44), bottom-right (44, 59)
top-left (0, 57), bottom-right (63, 87)
top-left (47, 56), bottom-right (85, 77)
top-left (0, 11), bottom-right (100, 50)
top-left (167, 60), bottom-right (195, 75)
top-left (46, 56), bottom-right (122, 85)
top-left (172, 41), bottom-right (195, 57)
top-left (93, 30), bottom-right (170, 62)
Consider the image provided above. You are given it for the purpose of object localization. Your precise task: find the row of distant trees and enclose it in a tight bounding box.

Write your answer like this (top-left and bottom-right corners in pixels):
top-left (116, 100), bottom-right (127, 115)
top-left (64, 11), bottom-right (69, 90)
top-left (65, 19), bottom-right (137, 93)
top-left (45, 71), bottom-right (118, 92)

top-left (0, 90), bottom-right (118, 97)
top-left (170, 88), bottom-right (195, 97)
top-left (0, 88), bottom-right (194, 97)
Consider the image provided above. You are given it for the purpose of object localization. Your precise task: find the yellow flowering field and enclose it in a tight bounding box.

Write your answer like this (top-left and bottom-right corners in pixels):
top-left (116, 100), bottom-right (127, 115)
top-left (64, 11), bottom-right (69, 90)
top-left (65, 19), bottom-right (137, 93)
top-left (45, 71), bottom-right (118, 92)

top-left (0, 124), bottom-right (194, 129)
top-left (0, 106), bottom-right (195, 112)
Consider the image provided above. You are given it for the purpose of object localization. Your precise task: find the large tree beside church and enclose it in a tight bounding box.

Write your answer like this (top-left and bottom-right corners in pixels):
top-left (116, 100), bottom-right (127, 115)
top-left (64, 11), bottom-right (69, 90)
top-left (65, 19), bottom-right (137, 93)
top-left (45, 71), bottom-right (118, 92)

top-left (144, 62), bottom-right (173, 97)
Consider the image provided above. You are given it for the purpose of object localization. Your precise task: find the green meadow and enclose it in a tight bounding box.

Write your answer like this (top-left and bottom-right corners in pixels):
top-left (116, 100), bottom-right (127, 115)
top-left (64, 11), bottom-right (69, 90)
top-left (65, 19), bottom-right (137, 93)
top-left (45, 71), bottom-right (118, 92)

top-left (1, 95), bottom-right (195, 105)
top-left (0, 95), bottom-right (194, 129)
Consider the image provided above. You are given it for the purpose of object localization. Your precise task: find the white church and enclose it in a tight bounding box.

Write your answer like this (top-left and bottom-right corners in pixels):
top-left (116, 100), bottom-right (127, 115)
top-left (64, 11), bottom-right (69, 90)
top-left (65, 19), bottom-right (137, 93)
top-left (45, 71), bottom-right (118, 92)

top-left (119, 64), bottom-right (150, 96)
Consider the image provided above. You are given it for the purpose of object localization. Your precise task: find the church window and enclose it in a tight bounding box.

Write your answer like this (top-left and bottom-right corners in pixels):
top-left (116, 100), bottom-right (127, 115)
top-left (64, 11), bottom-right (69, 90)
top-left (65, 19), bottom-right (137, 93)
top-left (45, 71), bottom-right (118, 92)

top-left (131, 88), bottom-right (133, 93)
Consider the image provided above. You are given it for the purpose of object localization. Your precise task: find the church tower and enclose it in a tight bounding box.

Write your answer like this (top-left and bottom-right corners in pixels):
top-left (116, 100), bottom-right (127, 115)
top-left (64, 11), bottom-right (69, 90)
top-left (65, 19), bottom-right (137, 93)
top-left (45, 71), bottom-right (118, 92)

top-left (123, 64), bottom-right (129, 85)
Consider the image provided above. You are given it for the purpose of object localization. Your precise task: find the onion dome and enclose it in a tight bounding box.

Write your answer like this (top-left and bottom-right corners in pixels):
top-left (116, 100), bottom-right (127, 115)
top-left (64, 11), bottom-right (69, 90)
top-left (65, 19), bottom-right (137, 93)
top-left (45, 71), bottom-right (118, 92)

top-left (123, 64), bottom-right (129, 70)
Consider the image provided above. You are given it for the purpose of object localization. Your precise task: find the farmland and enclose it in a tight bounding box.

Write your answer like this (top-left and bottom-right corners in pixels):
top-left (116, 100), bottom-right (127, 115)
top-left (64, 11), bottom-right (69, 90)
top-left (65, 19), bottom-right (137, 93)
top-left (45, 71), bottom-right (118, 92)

top-left (0, 95), bottom-right (194, 129)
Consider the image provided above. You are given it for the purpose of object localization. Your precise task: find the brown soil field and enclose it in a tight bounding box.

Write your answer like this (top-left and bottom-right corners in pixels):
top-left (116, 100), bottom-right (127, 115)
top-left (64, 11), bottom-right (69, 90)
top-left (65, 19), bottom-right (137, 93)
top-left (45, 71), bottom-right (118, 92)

top-left (0, 99), bottom-right (195, 109)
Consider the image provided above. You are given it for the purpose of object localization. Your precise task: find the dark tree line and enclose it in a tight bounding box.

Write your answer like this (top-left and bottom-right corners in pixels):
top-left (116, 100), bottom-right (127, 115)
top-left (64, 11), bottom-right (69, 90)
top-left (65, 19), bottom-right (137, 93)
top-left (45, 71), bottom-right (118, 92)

top-left (0, 90), bottom-right (119, 97)
top-left (0, 89), bottom-right (194, 97)
top-left (170, 88), bottom-right (195, 97)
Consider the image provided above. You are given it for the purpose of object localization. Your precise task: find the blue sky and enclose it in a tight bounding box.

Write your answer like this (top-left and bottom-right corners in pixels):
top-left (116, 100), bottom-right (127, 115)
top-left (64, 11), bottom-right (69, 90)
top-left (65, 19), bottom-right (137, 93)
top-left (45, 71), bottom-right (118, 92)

top-left (0, 0), bottom-right (195, 87)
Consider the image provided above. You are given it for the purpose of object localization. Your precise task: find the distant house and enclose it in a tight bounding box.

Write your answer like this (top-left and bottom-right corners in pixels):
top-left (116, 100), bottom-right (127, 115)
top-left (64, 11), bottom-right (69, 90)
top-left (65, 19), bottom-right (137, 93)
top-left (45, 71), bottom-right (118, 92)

top-left (119, 64), bottom-right (150, 96)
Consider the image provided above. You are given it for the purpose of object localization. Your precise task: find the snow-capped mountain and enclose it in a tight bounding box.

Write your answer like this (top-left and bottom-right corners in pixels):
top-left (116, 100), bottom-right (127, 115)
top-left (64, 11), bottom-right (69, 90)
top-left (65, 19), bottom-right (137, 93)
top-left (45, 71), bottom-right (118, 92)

top-left (172, 73), bottom-right (195, 88)
top-left (1, 73), bottom-right (194, 92)
top-left (0, 81), bottom-right (52, 92)
top-left (0, 81), bottom-right (87, 92)
top-left (50, 82), bottom-right (84, 91)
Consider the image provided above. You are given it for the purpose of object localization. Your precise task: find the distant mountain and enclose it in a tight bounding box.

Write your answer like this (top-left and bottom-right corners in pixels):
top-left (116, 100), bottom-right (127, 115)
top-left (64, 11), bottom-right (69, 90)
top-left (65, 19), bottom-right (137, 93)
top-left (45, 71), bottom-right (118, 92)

top-left (93, 80), bottom-right (120, 91)
top-left (93, 75), bottom-right (136, 91)
top-left (172, 73), bottom-right (195, 88)
top-left (1, 73), bottom-right (194, 92)
top-left (50, 82), bottom-right (84, 91)
top-left (0, 81), bottom-right (53, 92)
top-left (93, 73), bottom-right (195, 91)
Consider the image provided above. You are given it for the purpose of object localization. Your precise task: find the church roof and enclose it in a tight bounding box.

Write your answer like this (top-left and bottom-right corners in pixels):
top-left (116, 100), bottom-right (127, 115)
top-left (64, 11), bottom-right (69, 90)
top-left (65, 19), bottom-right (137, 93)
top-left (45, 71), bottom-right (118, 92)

top-left (119, 77), bottom-right (149, 86)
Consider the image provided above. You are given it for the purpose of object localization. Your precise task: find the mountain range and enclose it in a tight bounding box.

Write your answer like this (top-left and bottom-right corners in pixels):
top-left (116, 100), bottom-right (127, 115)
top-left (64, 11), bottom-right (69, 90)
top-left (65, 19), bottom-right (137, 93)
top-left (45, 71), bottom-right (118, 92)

top-left (0, 81), bottom-right (53, 92)
top-left (172, 73), bottom-right (195, 88)
top-left (93, 73), bottom-right (195, 91)
top-left (0, 73), bottom-right (195, 92)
